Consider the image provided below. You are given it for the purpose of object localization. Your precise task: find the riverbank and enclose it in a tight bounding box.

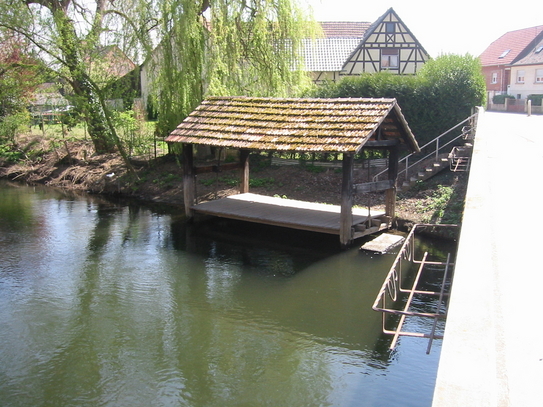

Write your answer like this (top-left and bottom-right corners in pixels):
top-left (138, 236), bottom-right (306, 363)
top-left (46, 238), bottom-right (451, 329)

top-left (0, 138), bottom-right (468, 227)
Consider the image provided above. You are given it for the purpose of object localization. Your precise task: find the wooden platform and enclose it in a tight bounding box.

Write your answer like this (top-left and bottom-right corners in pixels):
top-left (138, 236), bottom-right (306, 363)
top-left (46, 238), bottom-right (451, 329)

top-left (360, 233), bottom-right (405, 254)
top-left (192, 193), bottom-right (389, 238)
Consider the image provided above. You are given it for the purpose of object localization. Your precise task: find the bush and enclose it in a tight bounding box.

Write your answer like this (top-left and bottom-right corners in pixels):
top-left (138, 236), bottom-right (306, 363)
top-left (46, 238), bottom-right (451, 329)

top-left (0, 112), bottom-right (29, 145)
top-left (310, 55), bottom-right (486, 147)
top-left (492, 94), bottom-right (515, 104)
top-left (527, 94), bottom-right (543, 106)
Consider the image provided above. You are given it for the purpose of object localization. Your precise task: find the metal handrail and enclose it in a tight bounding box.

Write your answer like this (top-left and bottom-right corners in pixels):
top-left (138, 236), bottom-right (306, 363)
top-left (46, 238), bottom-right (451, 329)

top-left (372, 224), bottom-right (458, 352)
top-left (373, 112), bottom-right (478, 183)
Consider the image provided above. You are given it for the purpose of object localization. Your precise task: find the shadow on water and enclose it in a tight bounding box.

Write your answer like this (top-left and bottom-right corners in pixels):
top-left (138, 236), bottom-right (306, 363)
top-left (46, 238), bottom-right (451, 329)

top-left (173, 216), bottom-right (344, 276)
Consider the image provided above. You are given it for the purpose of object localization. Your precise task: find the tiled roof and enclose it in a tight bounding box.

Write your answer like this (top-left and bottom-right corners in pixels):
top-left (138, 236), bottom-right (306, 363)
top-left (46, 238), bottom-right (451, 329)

top-left (319, 22), bottom-right (371, 38)
top-left (479, 25), bottom-right (543, 66)
top-left (512, 38), bottom-right (543, 66)
top-left (301, 21), bottom-right (371, 72)
top-left (166, 97), bottom-right (419, 153)
top-left (301, 38), bottom-right (360, 71)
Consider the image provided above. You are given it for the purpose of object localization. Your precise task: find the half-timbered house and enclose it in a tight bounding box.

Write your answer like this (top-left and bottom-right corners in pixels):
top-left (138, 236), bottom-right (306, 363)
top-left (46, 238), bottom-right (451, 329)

top-left (305, 8), bottom-right (430, 83)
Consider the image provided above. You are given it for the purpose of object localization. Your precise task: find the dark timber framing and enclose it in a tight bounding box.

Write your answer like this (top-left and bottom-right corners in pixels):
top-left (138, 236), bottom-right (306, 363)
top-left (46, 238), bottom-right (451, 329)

top-left (341, 8), bottom-right (429, 76)
top-left (166, 97), bottom-right (419, 246)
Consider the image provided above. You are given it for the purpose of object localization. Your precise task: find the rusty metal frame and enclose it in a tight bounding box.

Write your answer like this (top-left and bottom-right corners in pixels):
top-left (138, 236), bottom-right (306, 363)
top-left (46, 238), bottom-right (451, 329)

top-left (372, 224), bottom-right (458, 353)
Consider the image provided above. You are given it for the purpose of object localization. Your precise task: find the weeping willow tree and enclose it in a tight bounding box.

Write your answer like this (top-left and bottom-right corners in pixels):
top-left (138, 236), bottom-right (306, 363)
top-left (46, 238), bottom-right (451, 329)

top-left (1, 0), bottom-right (316, 154)
top-left (151, 0), bottom-right (318, 137)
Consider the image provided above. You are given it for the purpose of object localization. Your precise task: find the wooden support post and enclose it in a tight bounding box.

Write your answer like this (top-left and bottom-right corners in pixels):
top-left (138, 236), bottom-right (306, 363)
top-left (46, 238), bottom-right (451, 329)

top-left (385, 146), bottom-right (399, 219)
top-left (240, 149), bottom-right (250, 194)
top-left (340, 153), bottom-right (354, 247)
top-left (183, 143), bottom-right (195, 218)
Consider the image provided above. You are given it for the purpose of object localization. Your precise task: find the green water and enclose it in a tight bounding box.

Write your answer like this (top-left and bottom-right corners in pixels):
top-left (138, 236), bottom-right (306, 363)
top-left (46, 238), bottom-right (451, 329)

top-left (0, 181), bottom-right (448, 406)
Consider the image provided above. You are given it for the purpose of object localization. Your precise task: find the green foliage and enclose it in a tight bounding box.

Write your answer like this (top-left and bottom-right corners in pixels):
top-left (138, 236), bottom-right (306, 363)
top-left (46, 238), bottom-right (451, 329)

top-left (303, 164), bottom-right (326, 173)
top-left (151, 173), bottom-right (180, 188)
top-left (416, 185), bottom-right (455, 223)
top-left (152, 0), bottom-right (317, 138)
top-left (111, 110), bottom-right (156, 158)
top-left (0, 144), bottom-right (23, 162)
top-left (250, 177), bottom-right (275, 188)
top-left (0, 112), bottom-right (29, 145)
top-left (0, 31), bottom-right (43, 118)
top-left (311, 55), bottom-right (486, 146)
top-left (492, 94), bottom-right (515, 104)
top-left (527, 94), bottom-right (543, 106)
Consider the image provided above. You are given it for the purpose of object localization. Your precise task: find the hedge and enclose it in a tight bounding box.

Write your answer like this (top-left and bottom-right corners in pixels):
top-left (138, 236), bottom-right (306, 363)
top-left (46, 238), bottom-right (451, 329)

top-left (528, 94), bottom-right (543, 106)
top-left (492, 94), bottom-right (515, 104)
top-left (310, 55), bottom-right (486, 147)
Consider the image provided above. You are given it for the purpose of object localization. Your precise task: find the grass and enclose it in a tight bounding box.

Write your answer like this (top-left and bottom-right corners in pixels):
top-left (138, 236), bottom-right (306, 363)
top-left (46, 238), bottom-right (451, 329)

top-left (417, 185), bottom-right (454, 223)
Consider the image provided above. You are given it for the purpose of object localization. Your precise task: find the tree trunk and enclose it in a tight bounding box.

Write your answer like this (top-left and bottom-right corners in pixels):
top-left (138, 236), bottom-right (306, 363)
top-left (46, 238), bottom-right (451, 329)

top-left (53, 8), bottom-right (115, 154)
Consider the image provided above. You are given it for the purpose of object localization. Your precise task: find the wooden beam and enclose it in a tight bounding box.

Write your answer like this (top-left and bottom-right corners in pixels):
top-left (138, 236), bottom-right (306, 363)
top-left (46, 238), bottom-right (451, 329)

top-left (385, 146), bottom-right (399, 219)
top-left (240, 149), bottom-right (250, 193)
top-left (354, 179), bottom-right (394, 193)
top-left (364, 139), bottom-right (400, 148)
top-left (183, 143), bottom-right (195, 218)
top-left (340, 153), bottom-right (354, 247)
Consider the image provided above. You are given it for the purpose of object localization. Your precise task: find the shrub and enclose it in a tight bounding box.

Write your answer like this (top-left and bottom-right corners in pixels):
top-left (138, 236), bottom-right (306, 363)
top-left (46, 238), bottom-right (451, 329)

top-left (492, 94), bottom-right (515, 104)
top-left (310, 55), bottom-right (486, 147)
top-left (527, 94), bottom-right (543, 106)
top-left (0, 112), bottom-right (29, 145)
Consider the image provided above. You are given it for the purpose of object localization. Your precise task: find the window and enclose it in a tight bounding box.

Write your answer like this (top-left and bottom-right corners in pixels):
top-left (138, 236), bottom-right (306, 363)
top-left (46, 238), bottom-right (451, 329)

top-left (499, 49), bottom-right (511, 58)
top-left (536, 69), bottom-right (543, 83)
top-left (385, 22), bottom-right (395, 33)
top-left (491, 72), bottom-right (498, 84)
top-left (536, 46), bottom-right (543, 54)
top-left (517, 70), bottom-right (525, 83)
top-left (381, 49), bottom-right (399, 69)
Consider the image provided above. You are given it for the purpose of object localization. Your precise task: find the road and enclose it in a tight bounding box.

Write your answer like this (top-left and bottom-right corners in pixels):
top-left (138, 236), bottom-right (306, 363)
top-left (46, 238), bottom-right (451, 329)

top-left (433, 110), bottom-right (543, 406)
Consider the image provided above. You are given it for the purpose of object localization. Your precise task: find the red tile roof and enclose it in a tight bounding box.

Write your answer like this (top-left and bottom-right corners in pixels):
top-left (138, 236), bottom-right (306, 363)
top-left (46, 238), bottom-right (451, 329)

top-left (513, 38), bottom-right (543, 66)
top-left (319, 22), bottom-right (371, 38)
top-left (479, 25), bottom-right (543, 66)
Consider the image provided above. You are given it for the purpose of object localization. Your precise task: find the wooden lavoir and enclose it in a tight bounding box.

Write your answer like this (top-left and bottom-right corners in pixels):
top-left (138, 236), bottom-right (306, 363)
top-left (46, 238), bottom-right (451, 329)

top-left (166, 97), bottom-right (420, 246)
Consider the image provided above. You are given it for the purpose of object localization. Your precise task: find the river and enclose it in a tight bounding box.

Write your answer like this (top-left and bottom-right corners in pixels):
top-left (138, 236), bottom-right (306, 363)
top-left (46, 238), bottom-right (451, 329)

top-left (0, 180), bottom-right (451, 406)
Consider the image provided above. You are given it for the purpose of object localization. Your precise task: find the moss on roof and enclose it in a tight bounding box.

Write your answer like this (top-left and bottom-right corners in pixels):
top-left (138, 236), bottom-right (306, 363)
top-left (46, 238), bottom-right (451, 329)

top-left (166, 96), bottom-right (418, 153)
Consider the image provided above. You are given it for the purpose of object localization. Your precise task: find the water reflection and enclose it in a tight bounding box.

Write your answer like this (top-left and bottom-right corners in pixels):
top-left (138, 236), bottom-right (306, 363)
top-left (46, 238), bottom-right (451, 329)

top-left (0, 181), bottom-right (447, 407)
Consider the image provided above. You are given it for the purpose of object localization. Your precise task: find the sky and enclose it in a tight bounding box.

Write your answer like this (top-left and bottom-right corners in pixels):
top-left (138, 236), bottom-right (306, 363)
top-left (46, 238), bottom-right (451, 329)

top-left (302, 0), bottom-right (542, 57)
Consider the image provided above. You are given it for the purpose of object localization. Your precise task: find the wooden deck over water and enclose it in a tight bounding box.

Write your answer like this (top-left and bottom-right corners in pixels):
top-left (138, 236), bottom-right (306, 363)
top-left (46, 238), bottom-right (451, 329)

top-left (192, 193), bottom-right (389, 238)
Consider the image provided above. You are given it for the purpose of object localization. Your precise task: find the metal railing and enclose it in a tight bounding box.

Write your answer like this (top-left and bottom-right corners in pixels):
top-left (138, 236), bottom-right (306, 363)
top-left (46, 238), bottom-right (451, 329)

top-left (372, 224), bottom-right (458, 353)
top-left (373, 112), bottom-right (478, 183)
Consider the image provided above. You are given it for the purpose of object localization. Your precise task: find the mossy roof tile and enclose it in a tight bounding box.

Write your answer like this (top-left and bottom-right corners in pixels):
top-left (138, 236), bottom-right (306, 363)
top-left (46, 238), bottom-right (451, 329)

top-left (166, 96), bottom-right (419, 153)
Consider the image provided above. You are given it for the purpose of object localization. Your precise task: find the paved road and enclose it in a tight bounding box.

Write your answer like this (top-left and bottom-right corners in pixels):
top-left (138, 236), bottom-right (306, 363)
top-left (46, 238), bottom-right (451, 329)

top-left (432, 111), bottom-right (543, 406)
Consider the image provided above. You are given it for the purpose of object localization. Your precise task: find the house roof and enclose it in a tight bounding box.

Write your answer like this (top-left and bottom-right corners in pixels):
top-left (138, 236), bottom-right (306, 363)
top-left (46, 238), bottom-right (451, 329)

top-left (166, 97), bottom-right (419, 153)
top-left (319, 22), bottom-right (371, 38)
top-left (301, 38), bottom-right (361, 71)
top-left (512, 37), bottom-right (543, 66)
top-left (479, 25), bottom-right (543, 66)
top-left (300, 22), bottom-right (370, 72)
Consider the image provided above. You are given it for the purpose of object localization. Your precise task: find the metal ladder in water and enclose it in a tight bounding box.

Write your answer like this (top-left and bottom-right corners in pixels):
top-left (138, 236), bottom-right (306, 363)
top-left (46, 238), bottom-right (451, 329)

top-left (372, 224), bottom-right (457, 354)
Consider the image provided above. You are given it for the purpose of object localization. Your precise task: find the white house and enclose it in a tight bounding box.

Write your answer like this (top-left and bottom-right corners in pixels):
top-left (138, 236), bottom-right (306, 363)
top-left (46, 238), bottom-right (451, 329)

top-left (508, 37), bottom-right (543, 99)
